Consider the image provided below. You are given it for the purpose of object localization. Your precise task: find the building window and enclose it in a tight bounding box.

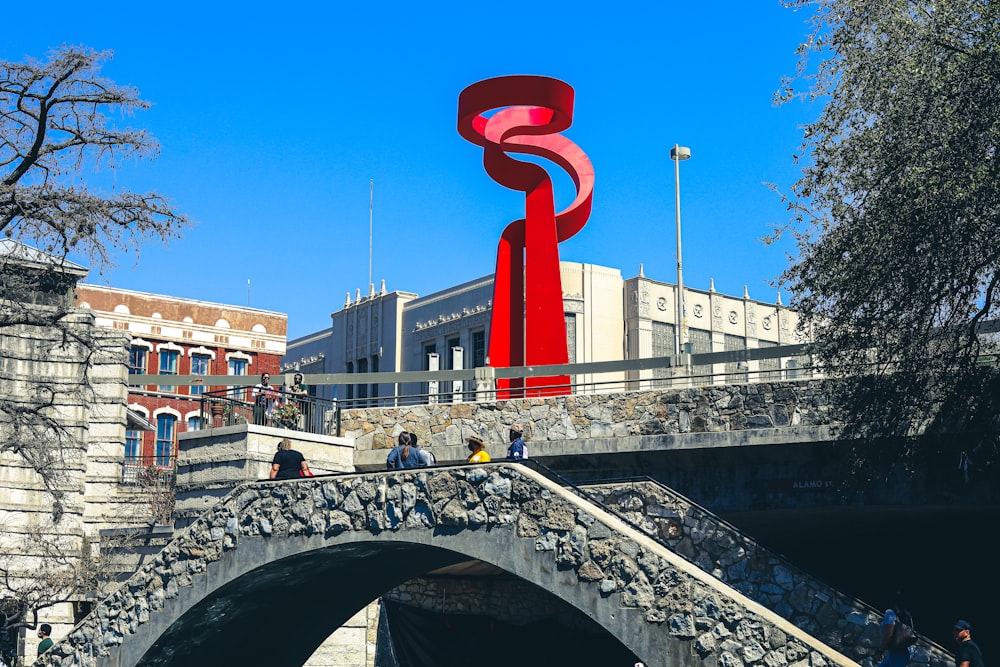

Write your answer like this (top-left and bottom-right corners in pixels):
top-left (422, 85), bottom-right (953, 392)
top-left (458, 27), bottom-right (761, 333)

top-left (125, 429), bottom-right (141, 460)
top-left (370, 355), bottom-right (379, 403)
top-left (564, 315), bottom-right (577, 387)
top-left (228, 357), bottom-right (248, 398)
top-left (423, 342), bottom-right (437, 397)
top-left (155, 415), bottom-right (176, 467)
top-left (158, 350), bottom-right (179, 392)
top-left (441, 338), bottom-right (460, 403)
top-left (757, 340), bottom-right (781, 381)
top-left (422, 342), bottom-right (437, 370)
top-left (129, 347), bottom-right (148, 375)
top-left (228, 358), bottom-right (247, 376)
top-left (564, 316), bottom-right (577, 364)
top-left (651, 322), bottom-right (676, 387)
top-left (187, 416), bottom-right (203, 431)
top-left (346, 361), bottom-right (354, 401)
top-left (190, 354), bottom-right (210, 395)
top-left (472, 330), bottom-right (486, 368)
top-left (357, 357), bottom-right (368, 405)
top-left (786, 355), bottom-right (812, 380)
top-left (688, 328), bottom-right (712, 384)
top-left (724, 334), bottom-right (748, 384)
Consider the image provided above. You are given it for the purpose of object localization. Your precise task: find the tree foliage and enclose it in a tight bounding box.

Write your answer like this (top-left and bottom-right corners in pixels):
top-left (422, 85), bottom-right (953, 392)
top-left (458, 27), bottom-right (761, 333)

top-left (776, 0), bottom-right (1000, 480)
top-left (1, 46), bottom-right (188, 269)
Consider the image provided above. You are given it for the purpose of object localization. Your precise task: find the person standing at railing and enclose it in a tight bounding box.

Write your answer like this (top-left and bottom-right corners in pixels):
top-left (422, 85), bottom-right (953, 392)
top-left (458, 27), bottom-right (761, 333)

top-left (386, 432), bottom-right (423, 469)
top-left (252, 372), bottom-right (277, 426)
top-left (270, 438), bottom-right (312, 480)
top-left (288, 372), bottom-right (309, 430)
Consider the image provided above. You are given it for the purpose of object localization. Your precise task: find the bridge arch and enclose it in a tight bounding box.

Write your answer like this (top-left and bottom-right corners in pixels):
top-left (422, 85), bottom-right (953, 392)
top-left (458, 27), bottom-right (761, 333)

top-left (42, 465), bottom-right (855, 667)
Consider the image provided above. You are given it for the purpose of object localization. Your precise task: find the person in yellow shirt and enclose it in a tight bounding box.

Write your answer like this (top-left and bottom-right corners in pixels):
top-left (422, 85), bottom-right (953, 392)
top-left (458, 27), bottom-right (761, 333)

top-left (466, 435), bottom-right (491, 463)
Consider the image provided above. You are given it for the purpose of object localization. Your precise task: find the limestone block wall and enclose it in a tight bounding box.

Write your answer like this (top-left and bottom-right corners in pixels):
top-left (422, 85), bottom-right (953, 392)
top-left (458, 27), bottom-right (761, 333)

top-left (385, 574), bottom-right (608, 631)
top-left (581, 481), bottom-right (952, 667)
top-left (303, 602), bottom-right (378, 667)
top-left (83, 328), bottom-right (140, 533)
top-left (341, 380), bottom-right (839, 457)
top-left (0, 308), bottom-right (97, 657)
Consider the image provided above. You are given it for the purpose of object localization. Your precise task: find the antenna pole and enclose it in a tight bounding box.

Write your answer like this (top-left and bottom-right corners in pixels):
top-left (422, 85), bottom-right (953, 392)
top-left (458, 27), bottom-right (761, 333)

top-left (368, 179), bottom-right (374, 292)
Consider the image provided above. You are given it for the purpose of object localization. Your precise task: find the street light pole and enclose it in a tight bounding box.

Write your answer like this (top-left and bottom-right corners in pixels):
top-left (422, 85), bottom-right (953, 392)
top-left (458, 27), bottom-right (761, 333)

top-left (670, 144), bottom-right (691, 356)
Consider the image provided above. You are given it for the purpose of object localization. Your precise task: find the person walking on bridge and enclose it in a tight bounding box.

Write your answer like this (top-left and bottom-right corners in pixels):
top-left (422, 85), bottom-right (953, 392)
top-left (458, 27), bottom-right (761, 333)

top-left (506, 423), bottom-right (528, 460)
top-left (386, 432), bottom-right (423, 469)
top-left (270, 438), bottom-right (312, 480)
top-left (466, 435), bottom-right (491, 463)
top-left (877, 607), bottom-right (915, 667)
top-left (409, 432), bottom-right (435, 466)
top-left (953, 620), bottom-right (984, 667)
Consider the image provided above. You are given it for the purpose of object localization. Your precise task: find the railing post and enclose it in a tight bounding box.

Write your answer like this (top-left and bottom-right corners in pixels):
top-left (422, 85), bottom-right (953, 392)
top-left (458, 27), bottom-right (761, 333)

top-left (475, 366), bottom-right (496, 403)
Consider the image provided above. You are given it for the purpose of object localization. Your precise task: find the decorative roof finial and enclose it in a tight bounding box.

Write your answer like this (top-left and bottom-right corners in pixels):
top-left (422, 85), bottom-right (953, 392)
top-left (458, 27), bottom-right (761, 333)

top-left (743, 285), bottom-right (750, 299)
top-left (709, 278), bottom-right (716, 293)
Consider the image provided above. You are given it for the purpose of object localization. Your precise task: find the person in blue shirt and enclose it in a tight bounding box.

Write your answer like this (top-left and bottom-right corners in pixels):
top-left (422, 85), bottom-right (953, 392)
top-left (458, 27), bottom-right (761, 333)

top-left (506, 423), bottom-right (528, 460)
top-left (386, 432), bottom-right (424, 469)
top-left (878, 608), bottom-right (913, 667)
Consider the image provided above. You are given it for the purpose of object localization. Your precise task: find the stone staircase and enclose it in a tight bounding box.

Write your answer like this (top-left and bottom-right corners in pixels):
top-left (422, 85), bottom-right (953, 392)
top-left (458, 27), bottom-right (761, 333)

top-left (579, 477), bottom-right (951, 667)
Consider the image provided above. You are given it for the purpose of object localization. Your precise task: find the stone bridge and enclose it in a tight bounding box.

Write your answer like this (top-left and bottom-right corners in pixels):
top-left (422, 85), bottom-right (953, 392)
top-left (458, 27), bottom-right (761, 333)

top-left (41, 464), bottom-right (858, 667)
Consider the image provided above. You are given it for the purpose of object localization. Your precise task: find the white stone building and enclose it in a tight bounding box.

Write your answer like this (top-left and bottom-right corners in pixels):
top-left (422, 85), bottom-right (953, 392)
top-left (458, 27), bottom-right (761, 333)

top-left (283, 261), bottom-right (808, 401)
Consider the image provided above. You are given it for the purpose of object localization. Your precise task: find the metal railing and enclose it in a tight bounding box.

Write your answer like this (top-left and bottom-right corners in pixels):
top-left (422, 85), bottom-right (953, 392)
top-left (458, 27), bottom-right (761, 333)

top-left (199, 387), bottom-right (337, 435)
top-left (122, 456), bottom-right (177, 486)
top-left (126, 343), bottom-right (818, 417)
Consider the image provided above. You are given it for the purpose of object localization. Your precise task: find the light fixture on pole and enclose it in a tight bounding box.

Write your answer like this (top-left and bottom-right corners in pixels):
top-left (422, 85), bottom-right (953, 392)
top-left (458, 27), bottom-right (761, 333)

top-left (670, 144), bottom-right (691, 356)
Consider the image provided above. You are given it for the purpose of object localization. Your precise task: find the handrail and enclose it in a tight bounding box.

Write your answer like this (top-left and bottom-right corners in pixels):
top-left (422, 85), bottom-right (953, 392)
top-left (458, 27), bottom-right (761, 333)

top-left (124, 341), bottom-right (816, 387)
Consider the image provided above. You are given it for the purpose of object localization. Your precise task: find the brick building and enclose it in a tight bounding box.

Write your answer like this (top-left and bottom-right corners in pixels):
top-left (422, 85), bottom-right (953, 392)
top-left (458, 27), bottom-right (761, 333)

top-left (75, 285), bottom-right (287, 471)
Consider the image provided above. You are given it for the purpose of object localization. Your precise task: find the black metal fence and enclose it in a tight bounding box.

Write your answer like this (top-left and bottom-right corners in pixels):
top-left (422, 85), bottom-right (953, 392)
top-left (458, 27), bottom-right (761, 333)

top-left (199, 387), bottom-right (337, 435)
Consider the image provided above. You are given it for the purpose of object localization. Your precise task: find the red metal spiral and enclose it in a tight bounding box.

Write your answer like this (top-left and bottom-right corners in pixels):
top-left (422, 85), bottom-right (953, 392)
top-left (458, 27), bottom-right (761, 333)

top-left (458, 76), bottom-right (594, 396)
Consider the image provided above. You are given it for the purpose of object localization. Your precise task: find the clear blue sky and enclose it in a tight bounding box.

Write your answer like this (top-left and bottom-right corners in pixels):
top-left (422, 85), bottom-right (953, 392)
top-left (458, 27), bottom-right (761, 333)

top-left (4, 1), bottom-right (819, 339)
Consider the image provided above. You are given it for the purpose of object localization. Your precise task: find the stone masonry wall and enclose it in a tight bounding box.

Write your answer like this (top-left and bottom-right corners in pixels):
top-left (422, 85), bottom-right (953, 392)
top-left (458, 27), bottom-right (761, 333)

top-left (0, 308), bottom-right (100, 658)
top-left (39, 465), bottom-right (857, 667)
top-left (385, 574), bottom-right (618, 632)
top-left (341, 380), bottom-right (839, 454)
top-left (582, 481), bottom-right (952, 667)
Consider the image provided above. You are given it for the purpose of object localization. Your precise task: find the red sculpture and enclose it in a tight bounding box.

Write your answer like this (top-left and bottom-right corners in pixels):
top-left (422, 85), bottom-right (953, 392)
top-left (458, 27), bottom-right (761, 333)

top-left (458, 76), bottom-right (594, 396)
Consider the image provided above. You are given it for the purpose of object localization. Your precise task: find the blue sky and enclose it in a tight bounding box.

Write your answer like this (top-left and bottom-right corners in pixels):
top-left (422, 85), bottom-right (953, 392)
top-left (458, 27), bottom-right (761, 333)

top-left (4, 1), bottom-right (819, 339)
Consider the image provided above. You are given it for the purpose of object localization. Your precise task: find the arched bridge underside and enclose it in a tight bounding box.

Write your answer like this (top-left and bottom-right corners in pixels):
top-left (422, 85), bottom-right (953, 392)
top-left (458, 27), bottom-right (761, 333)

top-left (42, 465), bottom-right (857, 667)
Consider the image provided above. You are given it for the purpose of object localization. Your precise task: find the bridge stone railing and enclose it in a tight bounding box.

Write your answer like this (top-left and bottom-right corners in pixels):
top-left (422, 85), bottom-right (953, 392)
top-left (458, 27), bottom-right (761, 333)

top-left (39, 465), bottom-right (857, 667)
top-left (582, 480), bottom-right (952, 667)
top-left (341, 379), bottom-right (839, 454)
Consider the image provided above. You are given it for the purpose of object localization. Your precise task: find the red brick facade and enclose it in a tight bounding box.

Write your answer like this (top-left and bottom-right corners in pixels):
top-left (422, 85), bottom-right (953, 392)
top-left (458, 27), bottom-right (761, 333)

top-left (75, 285), bottom-right (287, 466)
